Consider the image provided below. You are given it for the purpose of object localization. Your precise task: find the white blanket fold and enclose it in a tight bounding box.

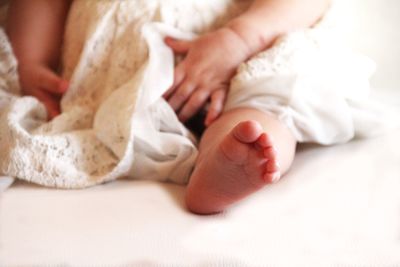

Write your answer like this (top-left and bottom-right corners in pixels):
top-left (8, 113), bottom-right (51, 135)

top-left (0, 24), bottom-right (198, 189)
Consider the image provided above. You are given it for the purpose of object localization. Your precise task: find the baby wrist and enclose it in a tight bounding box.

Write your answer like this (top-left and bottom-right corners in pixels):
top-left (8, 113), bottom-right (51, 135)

top-left (226, 16), bottom-right (279, 56)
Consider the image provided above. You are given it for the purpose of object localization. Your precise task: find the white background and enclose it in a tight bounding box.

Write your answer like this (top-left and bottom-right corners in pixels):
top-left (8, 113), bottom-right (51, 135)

top-left (336, 0), bottom-right (400, 89)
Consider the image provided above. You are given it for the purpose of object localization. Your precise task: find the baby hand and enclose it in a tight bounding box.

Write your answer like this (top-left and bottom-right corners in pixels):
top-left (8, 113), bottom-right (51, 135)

top-left (18, 63), bottom-right (69, 119)
top-left (164, 27), bottom-right (251, 126)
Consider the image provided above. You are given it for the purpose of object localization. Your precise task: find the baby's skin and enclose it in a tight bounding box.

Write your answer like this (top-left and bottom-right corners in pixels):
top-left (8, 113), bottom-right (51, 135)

top-left (7, 0), bottom-right (330, 214)
top-left (7, 0), bottom-right (71, 118)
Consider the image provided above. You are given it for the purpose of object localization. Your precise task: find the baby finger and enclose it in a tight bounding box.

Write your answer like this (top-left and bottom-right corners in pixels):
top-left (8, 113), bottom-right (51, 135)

top-left (37, 66), bottom-right (69, 94)
top-left (165, 37), bottom-right (192, 54)
top-left (163, 63), bottom-right (186, 99)
top-left (168, 80), bottom-right (196, 111)
top-left (205, 89), bottom-right (226, 126)
top-left (178, 89), bottom-right (209, 122)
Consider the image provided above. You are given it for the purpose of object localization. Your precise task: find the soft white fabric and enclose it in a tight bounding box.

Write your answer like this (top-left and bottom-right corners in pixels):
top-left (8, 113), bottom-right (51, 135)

top-left (1, 126), bottom-right (400, 267)
top-left (0, 23), bottom-right (198, 188)
top-left (0, 0), bottom-right (393, 189)
top-left (225, 29), bottom-right (385, 144)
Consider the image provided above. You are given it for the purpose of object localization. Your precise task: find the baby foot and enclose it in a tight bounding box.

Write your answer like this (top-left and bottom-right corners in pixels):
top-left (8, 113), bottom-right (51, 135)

top-left (219, 120), bottom-right (281, 185)
top-left (186, 120), bottom-right (280, 214)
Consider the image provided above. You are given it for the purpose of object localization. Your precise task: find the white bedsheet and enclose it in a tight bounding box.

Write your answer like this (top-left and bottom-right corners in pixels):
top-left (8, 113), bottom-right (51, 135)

top-left (1, 118), bottom-right (399, 266)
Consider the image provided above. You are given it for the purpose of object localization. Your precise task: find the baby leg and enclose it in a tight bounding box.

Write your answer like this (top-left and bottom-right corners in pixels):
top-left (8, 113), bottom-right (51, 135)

top-left (186, 107), bottom-right (296, 214)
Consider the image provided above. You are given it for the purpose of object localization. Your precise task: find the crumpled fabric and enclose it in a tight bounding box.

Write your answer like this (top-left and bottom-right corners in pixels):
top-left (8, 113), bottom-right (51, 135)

top-left (0, 23), bottom-right (198, 188)
top-left (224, 26), bottom-right (390, 144)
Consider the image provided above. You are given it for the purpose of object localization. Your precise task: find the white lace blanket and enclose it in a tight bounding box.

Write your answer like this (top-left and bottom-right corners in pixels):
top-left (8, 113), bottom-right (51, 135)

top-left (0, 24), bottom-right (198, 189)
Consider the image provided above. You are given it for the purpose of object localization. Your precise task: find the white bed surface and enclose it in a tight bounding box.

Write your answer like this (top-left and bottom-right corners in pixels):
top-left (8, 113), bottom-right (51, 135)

top-left (1, 125), bottom-right (400, 266)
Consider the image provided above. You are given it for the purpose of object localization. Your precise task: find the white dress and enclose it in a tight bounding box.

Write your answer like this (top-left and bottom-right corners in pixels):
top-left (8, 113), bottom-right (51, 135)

top-left (0, 0), bottom-right (386, 188)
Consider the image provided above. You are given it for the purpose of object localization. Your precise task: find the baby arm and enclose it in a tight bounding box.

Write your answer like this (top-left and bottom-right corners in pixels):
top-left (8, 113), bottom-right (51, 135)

top-left (164, 0), bottom-right (331, 126)
top-left (6, 0), bottom-right (71, 118)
